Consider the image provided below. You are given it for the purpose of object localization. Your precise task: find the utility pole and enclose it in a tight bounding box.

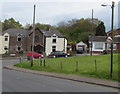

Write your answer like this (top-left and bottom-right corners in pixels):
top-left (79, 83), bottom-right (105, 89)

top-left (90, 9), bottom-right (93, 56)
top-left (31, 5), bottom-right (36, 66)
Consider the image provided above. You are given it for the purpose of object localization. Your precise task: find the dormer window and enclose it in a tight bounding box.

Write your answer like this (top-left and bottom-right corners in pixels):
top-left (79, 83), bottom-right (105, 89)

top-left (52, 35), bottom-right (57, 43)
top-left (17, 34), bottom-right (22, 41)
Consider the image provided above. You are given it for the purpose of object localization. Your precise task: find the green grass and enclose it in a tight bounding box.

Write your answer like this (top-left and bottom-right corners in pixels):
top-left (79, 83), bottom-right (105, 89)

top-left (15, 54), bottom-right (119, 81)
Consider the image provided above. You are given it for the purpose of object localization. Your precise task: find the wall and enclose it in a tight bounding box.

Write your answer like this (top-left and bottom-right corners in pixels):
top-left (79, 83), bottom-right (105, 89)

top-left (9, 36), bottom-right (28, 53)
top-left (90, 42), bottom-right (105, 52)
top-left (0, 36), bottom-right (2, 54)
top-left (0, 33), bottom-right (9, 54)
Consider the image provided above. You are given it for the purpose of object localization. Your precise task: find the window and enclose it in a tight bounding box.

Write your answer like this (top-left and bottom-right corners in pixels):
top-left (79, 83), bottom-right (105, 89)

top-left (107, 44), bottom-right (116, 50)
top-left (94, 43), bottom-right (103, 49)
top-left (52, 36), bottom-right (56, 43)
top-left (4, 46), bottom-right (8, 50)
top-left (35, 36), bottom-right (39, 42)
top-left (17, 34), bottom-right (22, 41)
top-left (16, 45), bottom-right (22, 51)
top-left (5, 36), bottom-right (8, 41)
top-left (52, 46), bottom-right (56, 52)
top-left (18, 47), bottom-right (21, 51)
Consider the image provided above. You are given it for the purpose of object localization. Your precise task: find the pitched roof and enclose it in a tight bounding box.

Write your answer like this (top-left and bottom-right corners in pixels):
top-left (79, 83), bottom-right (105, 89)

top-left (41, 29), bottom-right (64, 37)
top-left (76, 41), bottom-right (87, 46)
top-left (89, 36), bottom-right (107, 42)
top-left (2, 28), bottom-right (31, 36)
top-left (2, 28), bottom-right (65, 38)
top-left (89, 36), bottom-right (120, 43)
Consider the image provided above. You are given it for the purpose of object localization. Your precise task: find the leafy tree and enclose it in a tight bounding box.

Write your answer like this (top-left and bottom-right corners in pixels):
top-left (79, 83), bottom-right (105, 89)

top-left (2, 18), bottom-right (23, 31)
top-left (0, 20), bottom-right (2, 32)
top-left (57, 18), bottom-right (100, 44)
top-left (95, 22), bottom-right (106, 36)
top-left (35, 23), bottom-right (56, 30)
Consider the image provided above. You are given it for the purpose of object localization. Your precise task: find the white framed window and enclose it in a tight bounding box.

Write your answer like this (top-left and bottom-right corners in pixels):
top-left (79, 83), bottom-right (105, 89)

top-left (107, 44), bottom-right (116, 50)
top-left (52, 35), bottom-right (57, 43)
top-left (17, 34), bottom-right (22, 41)
top-left (94, 43), bottom-right (103, 49)
top-left (52, 46), bottom-right (56, 52)
top-left (5, 36), bottom-right (8, 41)
top-left (4, 46), bottom-right (8, 50)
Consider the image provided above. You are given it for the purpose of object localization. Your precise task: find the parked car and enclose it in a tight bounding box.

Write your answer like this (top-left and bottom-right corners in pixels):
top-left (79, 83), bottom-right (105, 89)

top-left (27, 52), bottom-right (43, 60)
top-left (102, 50), bottom-right (107, 54)
top-left (76, 50), bottom-right (84, 54)
top-left (48, 51), bottom-right (70, 58)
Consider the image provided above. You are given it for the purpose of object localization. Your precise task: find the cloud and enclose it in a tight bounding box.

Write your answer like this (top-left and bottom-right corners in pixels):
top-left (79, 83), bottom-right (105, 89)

top-left (2, 0), bottom-right (120, 3)
top-left (1, 1), bottom-right (119, 32)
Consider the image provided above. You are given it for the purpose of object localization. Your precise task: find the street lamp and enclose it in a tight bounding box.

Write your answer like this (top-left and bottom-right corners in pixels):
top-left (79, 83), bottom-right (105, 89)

top-left (101, 1), bottom-right (115, 77)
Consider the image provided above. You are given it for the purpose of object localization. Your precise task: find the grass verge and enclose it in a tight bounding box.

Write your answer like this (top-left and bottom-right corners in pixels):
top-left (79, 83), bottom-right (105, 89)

top-left (15, 54), bottom-right (119, 81)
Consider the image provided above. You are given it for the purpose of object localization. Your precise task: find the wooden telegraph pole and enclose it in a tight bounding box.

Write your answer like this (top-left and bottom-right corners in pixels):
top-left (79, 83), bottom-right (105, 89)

top-left (31, 5), bottom-right (36, 67)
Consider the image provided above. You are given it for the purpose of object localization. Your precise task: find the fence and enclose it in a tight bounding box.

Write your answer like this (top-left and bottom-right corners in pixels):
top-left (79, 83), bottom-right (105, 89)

top-left (18, 54), bottom-right (119, 81)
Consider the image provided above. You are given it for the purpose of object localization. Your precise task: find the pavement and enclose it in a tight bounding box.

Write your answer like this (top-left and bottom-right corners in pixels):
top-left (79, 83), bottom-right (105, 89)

top-left (4, 64), bottom-right (120, 89)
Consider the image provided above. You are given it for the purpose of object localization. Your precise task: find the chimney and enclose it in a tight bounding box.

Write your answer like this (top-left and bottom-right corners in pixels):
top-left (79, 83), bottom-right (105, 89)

top-left (46, 26), bottom-right (50, 31)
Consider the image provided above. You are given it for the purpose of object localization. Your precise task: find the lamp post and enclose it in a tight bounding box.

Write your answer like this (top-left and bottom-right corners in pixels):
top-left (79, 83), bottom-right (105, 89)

top-left (101, 1), bottom-right (115, 77)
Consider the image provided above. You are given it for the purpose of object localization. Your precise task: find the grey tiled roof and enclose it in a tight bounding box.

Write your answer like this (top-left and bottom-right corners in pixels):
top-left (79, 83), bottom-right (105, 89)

top-left (89, 36), bottom-right (120, 43)
top-left (3, 28), bottom-right (31, 36)
top-left (41, 29), bottom-right (64, 37)
top-left (89, 36), bottom-right (107, 42)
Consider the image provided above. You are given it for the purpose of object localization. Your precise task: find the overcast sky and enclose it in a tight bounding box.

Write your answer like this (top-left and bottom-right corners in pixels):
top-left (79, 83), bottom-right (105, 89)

top-left (1, 0), bottom-right (120, 32)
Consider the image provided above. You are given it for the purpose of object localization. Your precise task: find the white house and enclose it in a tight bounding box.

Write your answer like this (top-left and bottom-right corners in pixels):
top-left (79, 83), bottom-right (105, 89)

top-left (0, 33), bottom-right (9, 54)
top-left (41, 29), bottom-right (67, 55)
top-left (89, 36), bottom-right (120, 54)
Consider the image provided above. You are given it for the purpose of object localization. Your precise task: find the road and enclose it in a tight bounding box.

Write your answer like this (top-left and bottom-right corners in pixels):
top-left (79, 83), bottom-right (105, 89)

top-left (1, 58), bottom-right (119, 92)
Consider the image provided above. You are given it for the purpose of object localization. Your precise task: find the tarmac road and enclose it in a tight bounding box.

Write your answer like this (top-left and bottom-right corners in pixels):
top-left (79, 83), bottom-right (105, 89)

top-left (2, 58), bottom-right (119, 92)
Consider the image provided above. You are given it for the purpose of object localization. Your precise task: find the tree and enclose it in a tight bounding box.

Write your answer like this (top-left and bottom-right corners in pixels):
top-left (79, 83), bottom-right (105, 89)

top-left (0, 20), bottom-right (2, 32)
top-left (95, 22), bottom-right (106, 36)
top-left (57, 18), bottom-right (99, 44)
top-left (35, 23), bottom-right (56, 30)
top-left (2, 18), bottom-right (23, 31)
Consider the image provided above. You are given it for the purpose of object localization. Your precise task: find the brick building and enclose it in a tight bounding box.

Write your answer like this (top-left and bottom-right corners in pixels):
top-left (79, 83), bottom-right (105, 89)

top-left (3, 28), bottom-right (44, 53)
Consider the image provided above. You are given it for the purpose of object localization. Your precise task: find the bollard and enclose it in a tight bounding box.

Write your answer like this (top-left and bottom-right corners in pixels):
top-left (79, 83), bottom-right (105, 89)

top-left (39, 58), bottom-right (40, 66)
top-left (19, 56), bottom-right (22, 63)
top-left (40, 59), bottom-right (42, 66)
top-left (94, 59), bottom-right (97, 72)
top-left (61, 61), bottom-right (62, 70)
top-left (76, 61), bottom-right (78, 72)
top-left (43, 59), bottom-right (45, 67)
top-left (31, 60), bottom-right (33, 67)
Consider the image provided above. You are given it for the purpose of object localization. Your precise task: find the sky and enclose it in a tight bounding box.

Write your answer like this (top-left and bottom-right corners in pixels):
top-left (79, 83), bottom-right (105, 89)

top-left (118, 1), bottom-right (120, 28)
top-left (1, 0), bottom-right (120, 32)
